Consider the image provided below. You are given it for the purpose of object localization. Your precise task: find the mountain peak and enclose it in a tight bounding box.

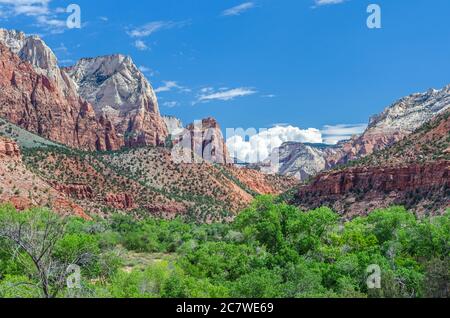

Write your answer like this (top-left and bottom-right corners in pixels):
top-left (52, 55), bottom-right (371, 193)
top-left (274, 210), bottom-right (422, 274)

top-left (0, 28), bottom-right (78, 97)
top-left (0, 28), bottom-right (56, 67)
top-left (0, 28), bottom-right (168, 150)
top-left (66, 52), bottom-right (157, 115)
top-left (367, 84), bottom-right (450, 133)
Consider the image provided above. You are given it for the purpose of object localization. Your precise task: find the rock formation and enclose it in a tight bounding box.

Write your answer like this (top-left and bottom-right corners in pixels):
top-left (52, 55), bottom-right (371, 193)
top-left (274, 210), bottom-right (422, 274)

top-left (0, 137), bottom-right (89, 218)
top-left (163, 115), bottom-right (184, 137)
top-left (0, 29), bottom-right (168, 150)
top-left (0, 137), bottom-right (21, 159)
top-left (0, 29), bottom-right (77, 97)
top-left (0, 41), bottom-right (121, 151)
top-left (172, 117), bottom-right (231, 164)
top-left (292, 110), bottom-right (450, 216)
top-left (65, 54), bottom-right (168, 147)
top-left (264, 85), bottom-right (450, 180)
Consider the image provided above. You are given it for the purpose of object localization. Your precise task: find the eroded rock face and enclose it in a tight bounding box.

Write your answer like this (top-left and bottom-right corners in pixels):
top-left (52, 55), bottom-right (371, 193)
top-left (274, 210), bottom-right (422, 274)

top-left (0, 42), bottom-right (121, 151)
top-left (65, 54), bottom-right (168, 147)
top-left (173, 118), bottom-right (231, 164)
top-left (0, 29), bottom-right (169, 150)
top-left (0, 137), bottom-right (21, 159)
top-left (293, 111), bottom-right (450, 216)
top-left (0, 29), bottom-right (76, 97)
top-left (105, 193), bottom-right (136, 210)
top-left (163, 115), bottom-right (184, 136)
top-left (368, 86), bottom-right (450, 133)
top-left (265, 85), bottom-right (450, 180)
top-left (51, 183), bottom-right (94, 200)
top-left (257, 142), bottom-right (336, 179)
top-left (294, 161), bottom-right (450, 216)
top-left (298, 162), bottom-right (449, 197)
top-left (0, 137), bottom-right (90, 219)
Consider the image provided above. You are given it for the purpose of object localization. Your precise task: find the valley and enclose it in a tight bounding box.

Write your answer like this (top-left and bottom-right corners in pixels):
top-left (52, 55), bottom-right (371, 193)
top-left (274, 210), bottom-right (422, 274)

top-left (0, 25), bottom-right (448, 300)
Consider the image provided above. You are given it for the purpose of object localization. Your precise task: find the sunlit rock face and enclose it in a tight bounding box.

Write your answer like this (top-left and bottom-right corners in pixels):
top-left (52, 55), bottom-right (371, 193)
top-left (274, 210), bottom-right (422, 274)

top-left (65, 54), bottom-right (168, 147)
top-left (259, 85), bottom-right (450, 180)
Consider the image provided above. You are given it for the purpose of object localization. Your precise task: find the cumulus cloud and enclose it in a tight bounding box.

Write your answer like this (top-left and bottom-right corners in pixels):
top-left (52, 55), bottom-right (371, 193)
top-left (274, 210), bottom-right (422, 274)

top-left (226, 122), bottom-right (367, 163)
top-left (197, 87), bottom-right (257, 103)
top-left (321, 124), bottom-right (367, 144)
top-left (222, 2), bottom-right (256, 16)
top-left (226, 126), bottom-right (323, 163)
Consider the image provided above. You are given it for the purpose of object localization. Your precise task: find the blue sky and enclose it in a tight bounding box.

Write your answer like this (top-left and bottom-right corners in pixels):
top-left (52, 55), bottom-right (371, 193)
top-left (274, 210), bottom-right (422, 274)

top-left (1, 0), bottom-right (450, 160)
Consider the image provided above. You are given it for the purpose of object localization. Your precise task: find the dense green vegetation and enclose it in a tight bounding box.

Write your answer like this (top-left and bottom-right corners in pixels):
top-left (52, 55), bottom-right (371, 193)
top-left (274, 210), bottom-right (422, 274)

top-left (0, 197), bottom-right (448, 298)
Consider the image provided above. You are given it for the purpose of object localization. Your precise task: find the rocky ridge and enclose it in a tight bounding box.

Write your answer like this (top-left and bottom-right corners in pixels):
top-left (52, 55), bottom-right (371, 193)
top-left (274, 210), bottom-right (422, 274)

top-left (172, 118), bottom-right (231, 165)
top-left (163, 115), bottom-right (184, 137)
top-left (0, 137), bottom-right (89, 218)
top-left (292, 110), bottom-right (450, 216)
top-left (0, 29), bottom-right (230, 161)
top-left (0, 29), bottom-right (77, 97)
top-left (65, 54), bottom-right (168, 147)
top-left (0, 41), bottom-right (119, 151)
top-left (0, 29), bottom-right (169, 150)
top-left (265, 85), bottom-right (450, 180)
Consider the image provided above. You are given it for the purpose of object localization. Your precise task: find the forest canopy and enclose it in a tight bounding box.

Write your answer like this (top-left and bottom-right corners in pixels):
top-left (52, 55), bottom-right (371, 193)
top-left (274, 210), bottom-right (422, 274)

top-left (0, 197), bottom-right (448, 298)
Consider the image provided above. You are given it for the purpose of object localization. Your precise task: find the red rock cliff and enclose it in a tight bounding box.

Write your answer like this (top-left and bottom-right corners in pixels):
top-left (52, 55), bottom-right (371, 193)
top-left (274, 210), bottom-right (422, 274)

top-left (295, 161), bottom-right (450, 216)
top-left (0, 43), bottom-right (121, 151)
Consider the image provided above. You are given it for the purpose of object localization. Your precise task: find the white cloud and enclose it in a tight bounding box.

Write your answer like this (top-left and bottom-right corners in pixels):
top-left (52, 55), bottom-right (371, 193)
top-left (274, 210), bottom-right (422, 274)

top-left (227, 126), bottom-right (323, 163)
top-left (0, 0), bottom-right (50, 16)
top-left (36, 14), bottom-right (65, 27)
top-left (155, 81), bottom-right (190, 93)
top-left (314, 0), bottom-right (346, 6)
top-left (226, 122), bottom-right (367, 162)
top-left (197, 87), bottom-right (257, 103)
top-left (0, 1), bottom-right (72, 34)
top-left (200, 87), bottom-right (214, 94)
top-left (134, 40), bottom-right (149, 51)
top-left (163, 101), bottom-right (179, 108)
top-left (138, 66), bottom-right (156, 77)
top-left (321, 124), bottom-right (367, 144)
top-left (127, 20), bottom-right (189, 38)
top-left (222, 2), bottom-right (256, 16)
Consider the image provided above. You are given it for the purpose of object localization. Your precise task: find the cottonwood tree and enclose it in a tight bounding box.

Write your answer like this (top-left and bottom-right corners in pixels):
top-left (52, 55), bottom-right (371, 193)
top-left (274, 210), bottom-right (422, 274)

top-left (0, 207), bottom-right (89, 298)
